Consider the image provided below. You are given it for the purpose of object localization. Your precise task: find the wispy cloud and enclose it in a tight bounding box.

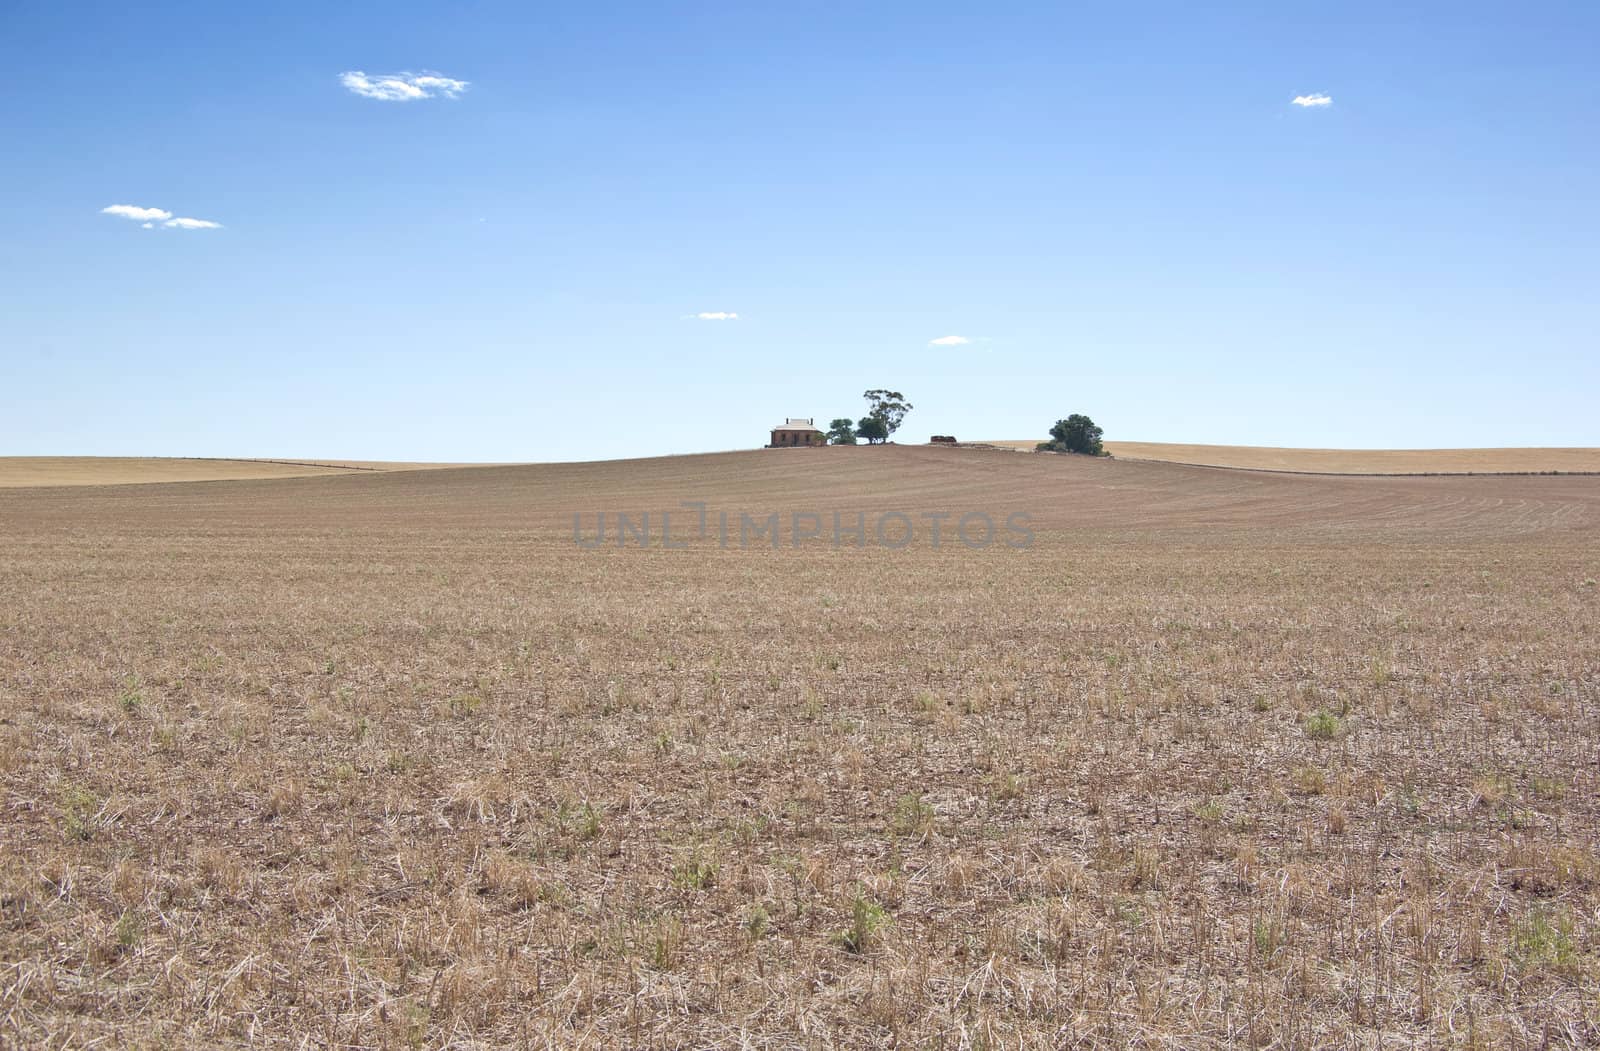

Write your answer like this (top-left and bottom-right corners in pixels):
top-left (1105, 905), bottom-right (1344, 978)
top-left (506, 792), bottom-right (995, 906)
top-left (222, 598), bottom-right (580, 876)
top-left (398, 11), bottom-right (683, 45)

top-left (929, 335), bottom-right (970, 346)
top-left (1292, 93), bottom-right (1333, 108)
top-left (101, 205), bottom-right (221, 230)
top-left (694, 311), bottom-right (739, 321)
top-left (340, 71), bottom-right (468, 101)
top-left (102, 204), bottom-right (172, 223)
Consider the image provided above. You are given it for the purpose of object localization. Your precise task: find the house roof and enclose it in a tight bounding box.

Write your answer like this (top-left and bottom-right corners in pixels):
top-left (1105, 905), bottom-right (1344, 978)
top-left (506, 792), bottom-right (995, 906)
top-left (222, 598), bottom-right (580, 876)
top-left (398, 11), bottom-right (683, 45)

top-left (773, 418), bottom-right (821, 431)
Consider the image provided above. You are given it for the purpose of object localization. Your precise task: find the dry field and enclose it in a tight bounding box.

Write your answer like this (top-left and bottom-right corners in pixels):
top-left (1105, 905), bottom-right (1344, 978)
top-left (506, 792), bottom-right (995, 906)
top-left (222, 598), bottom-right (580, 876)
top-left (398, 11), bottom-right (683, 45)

top-left (0, 458), bottom-right (476, 489)
top-left (977, 442), bottom-right (1600, 475)
top-left (2, 446), bottom-right (1598, 1048)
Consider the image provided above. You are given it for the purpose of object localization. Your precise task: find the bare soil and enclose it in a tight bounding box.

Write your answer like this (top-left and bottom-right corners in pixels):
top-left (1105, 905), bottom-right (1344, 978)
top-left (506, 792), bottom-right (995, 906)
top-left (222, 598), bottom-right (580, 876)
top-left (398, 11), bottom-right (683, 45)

top-left (2, 446), bottom-right (1597, 1047)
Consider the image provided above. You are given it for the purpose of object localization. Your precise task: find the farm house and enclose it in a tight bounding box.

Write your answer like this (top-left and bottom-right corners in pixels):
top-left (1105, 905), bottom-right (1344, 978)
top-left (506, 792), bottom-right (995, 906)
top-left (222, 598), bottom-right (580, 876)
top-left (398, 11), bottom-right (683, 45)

top-left (768, 418), bottom-right (825, 447)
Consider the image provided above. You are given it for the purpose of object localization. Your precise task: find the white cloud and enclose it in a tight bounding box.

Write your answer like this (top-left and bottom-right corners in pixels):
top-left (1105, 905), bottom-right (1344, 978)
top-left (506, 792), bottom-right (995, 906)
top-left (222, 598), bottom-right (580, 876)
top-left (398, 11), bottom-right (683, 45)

top-left (411, 75), bottom-right (467, 93)
top-left (1292, 93), bottom-right (1333, 107)
top-left (102, 204), bottom-right (220, 230)
top-left (929, 335), bottom-right (971, 346)
top-left (340, 71), bottom-right (468, 101)
top-left (101, 204), bottom-right (172, 222)
top-left (694, 311), bottom-right (739, 321)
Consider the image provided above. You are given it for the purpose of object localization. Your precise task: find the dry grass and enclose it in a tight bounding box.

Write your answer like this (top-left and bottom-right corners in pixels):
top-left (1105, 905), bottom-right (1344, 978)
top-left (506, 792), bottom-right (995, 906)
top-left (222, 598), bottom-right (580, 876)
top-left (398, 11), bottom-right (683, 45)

top-left (0, 457), bottom-right (479, 488)
top-left (978, 441), bottom-right (1600, 475)
top-left (2, 446), bottom-right (1598, 1047)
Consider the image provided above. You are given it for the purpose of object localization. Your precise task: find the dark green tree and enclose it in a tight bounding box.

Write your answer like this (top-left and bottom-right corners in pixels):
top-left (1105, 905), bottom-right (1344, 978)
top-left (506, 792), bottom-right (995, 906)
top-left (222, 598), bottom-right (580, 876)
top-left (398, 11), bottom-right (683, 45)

top-left (861, 390), bottom-right (913, 439)
top-left (1045, 414), bottom-right (1105, 455)
top-left (826, 418), bottom-right (858, 445)
top-left (856, 416), bottom-right (890, 444)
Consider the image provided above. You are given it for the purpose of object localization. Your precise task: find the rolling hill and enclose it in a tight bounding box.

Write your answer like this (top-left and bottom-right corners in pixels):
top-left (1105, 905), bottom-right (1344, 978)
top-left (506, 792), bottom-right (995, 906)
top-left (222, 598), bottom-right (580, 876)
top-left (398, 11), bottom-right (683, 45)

top-left (2, 444), bottom-right (1597, 538)
top-left (979, 440), bottom-right (1600, 474)
top-left (0, 457), bottom-right (476, 488)
top-left (2, 442), bottom-right (1597, 1047)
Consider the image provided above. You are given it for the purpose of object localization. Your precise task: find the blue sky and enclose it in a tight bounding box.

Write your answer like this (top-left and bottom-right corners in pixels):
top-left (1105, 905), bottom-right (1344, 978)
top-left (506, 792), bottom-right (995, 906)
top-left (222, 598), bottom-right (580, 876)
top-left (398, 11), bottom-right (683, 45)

top-left (2, 1), bottom-right (1596, 461)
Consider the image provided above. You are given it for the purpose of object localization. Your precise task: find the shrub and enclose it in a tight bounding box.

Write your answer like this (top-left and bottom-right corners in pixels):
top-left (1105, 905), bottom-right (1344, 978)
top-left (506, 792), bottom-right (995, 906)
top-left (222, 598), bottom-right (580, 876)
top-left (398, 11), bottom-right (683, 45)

top-left (1303, 710), bottom-right (1341, 740)
top-left (1040, 415), bottom-right (1105, 455)
top-left (856, 416), bottom-right (889, 444)
top-left (837, 890), bottom-right (888, 953)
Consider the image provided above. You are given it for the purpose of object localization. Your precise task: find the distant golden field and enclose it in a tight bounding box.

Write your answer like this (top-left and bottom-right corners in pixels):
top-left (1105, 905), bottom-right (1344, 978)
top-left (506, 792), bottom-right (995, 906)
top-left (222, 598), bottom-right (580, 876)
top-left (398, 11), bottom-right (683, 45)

top-left (2, 447), bottom-right (1598, 1047)
top-left (978, 441), bottom-right (1600, 475)
top-left (0, 457), bottom-right (475, 488)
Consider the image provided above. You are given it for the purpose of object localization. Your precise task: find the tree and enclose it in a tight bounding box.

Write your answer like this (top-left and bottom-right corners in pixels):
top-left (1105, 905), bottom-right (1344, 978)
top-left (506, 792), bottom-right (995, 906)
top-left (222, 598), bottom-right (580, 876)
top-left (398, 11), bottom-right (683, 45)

top-left (861, 389), bottom-right (913, 440)
top-left (1043, 414), bottom-right (1105, 456)
top-left (855, 416), bottom-right (889, 444)
top-left (826, 418), bottom-right (858, 445)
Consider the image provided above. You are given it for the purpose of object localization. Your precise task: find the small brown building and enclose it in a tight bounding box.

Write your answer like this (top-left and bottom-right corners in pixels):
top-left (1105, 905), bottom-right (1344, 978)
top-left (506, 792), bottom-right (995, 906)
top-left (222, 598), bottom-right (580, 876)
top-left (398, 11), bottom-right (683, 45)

top-left (769, 417), bottom-right (826, 447)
